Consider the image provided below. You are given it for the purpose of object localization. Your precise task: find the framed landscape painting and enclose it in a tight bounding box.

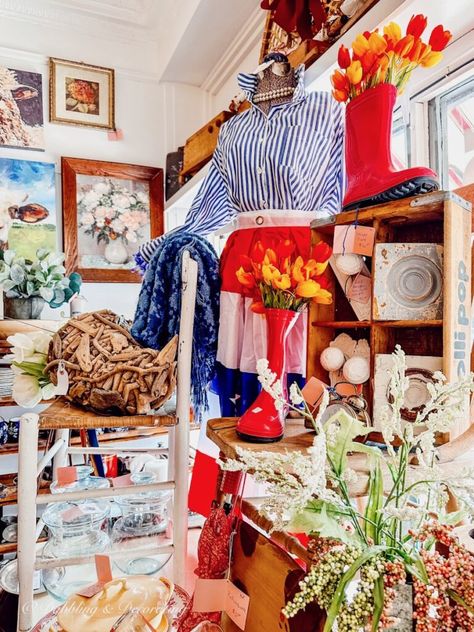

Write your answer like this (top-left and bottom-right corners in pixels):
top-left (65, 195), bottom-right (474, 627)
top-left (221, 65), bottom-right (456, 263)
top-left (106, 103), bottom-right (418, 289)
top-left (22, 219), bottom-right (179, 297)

top-left (0, 157), bottom-right (56, 257)
top-left (61, 157), bottom-right (163, 282)
top-left (0, 67), bottom-right (44, 150)
top-left (49, 58), bottom-right (115, 130)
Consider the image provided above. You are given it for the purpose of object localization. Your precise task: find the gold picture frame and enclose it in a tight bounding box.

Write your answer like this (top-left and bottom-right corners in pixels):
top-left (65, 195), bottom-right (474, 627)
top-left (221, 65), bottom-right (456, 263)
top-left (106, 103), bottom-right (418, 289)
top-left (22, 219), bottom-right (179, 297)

top-left (49, 57), bottom-right (115, 130)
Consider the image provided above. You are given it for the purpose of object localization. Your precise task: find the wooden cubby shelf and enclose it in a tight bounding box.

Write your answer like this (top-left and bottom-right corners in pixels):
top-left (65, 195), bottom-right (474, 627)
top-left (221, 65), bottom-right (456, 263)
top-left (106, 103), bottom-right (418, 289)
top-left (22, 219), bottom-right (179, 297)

top-left (308, 191), bottom-right (472, 443)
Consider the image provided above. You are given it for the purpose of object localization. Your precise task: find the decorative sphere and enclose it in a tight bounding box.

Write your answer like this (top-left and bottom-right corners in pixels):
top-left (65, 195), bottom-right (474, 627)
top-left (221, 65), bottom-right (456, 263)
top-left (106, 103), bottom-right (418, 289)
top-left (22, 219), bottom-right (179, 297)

top-left (335, 254), bottom-right (364, 276)
top-left (320, 346), bottom-right (345, 372)
top-left (342, 356), bottom-right (370, 384)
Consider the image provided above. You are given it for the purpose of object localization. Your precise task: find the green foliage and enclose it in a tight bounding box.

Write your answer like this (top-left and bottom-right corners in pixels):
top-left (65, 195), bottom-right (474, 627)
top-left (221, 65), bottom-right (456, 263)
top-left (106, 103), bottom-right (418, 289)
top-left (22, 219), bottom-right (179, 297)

top-left (288, 500), bottom-right (360, 546)
top-left (0, 249), bottom-right (82, 308)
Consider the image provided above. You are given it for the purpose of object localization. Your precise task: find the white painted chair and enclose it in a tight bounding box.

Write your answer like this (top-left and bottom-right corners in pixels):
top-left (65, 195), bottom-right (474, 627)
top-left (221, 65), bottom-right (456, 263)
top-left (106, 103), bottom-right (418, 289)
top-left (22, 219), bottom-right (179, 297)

top-left (16, 252), bottom-right (198, 631)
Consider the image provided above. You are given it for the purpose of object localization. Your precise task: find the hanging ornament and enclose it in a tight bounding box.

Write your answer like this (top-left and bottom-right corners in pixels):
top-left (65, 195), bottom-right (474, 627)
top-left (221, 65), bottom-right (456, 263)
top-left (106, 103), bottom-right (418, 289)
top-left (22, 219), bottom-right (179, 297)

top-left (335, 253), bottom-right (364, 276)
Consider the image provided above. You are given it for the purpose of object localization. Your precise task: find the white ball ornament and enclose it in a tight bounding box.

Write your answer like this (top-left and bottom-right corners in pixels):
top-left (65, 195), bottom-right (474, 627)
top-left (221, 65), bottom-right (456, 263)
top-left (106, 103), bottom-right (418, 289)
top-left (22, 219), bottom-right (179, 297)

top-left (342, 356), bottom-right (370, 385)
top-left (335, 254), bottom-right (364, 276)
top-left (320, 346), bottom-right (345, 372)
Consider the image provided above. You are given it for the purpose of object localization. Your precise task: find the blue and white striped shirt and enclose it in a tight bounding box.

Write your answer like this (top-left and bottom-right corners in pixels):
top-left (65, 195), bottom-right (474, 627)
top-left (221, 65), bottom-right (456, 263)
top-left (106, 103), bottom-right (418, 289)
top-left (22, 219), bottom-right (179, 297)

top-left (139, 65), bottom-right (344, 263)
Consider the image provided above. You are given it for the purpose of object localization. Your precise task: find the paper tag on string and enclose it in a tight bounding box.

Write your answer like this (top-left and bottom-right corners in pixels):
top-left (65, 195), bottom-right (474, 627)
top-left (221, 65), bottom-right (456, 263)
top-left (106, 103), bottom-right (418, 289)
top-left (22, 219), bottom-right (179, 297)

top-left (56, 466), bottom-right (77, 486)
top-left (347, 273), bottom-right (371, 303)
top-left (301, 376), bottom-right (328, 408)
top-left (76, 555), bottom-right (113, 598)
top-left (55, 360), bottom-right (69, 395)
top-left (193, 579), bottom-right (249, 630)
top-left (333, 225), bottom-right (375, 256)
top-left (111, 473), bottom-right (132, 488)
top-left (61, 505), bottom-right (85, 523)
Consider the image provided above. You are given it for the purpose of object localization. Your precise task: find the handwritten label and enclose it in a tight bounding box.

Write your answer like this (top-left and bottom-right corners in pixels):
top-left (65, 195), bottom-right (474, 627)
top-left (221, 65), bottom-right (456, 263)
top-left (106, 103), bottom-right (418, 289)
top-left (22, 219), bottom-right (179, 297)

top-left (111, 473), bottom-right (132, 488)
top-left (56, 466), bottom-right (77, 486)
top-left (193, 579), bottom-right (249, 630)
top-left (226, 581), bottom-right (250, 630)
top-left (75, 555), bottom-right (113, 598)
top-left (333, 225), bottom-right (375, 257)
top-left (55, 360), bottom-right (69, 395)
top-left (347, 273), bottom-right (371, 304)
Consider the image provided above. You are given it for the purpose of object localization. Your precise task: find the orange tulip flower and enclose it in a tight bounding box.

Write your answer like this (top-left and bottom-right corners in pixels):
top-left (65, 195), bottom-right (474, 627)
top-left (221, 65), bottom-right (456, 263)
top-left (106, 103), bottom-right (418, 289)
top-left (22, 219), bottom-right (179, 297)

top-left (429, 25), bottom-right (452, 51)
top-left (394, 34), bottom-right (415, 57)
top-left (346, 60), bottom-right (363, 85)
top-left (252, 241), bottom-right (265, 263)
top-left (273, 274), bottom-right (291, 291)
top-left (250, 301), bottom-right (265, 314)
top-left (408, 41), bottom-right (432, 64)
top-left (338, 45), bottom-right (351, 69)
top-left (295, 279), bottom-right (322, 298)
top-left (361, 51), bottom-right (379, 75)
top-left (331, 70), bottom-right (349, 91)
top-left (236, 266), bottom-right (256, 288)
top-left (304, 259), bottom-right (329, 278)
top-left (420, 51), bottom-right (444, 68)
top-left (263, 248), bottom-right (278, 266)
top-left (312, 289), bottom-right (333, 305)
top-left (312, 241), bottom-right (332, 262)
top-left (332, 89), bottom-right (349, 103)
top-left (291, 256), bottom-right (306, 285)
top-left (406, 14), bottom-right (427, 39)
top-left (352, 34), bottom-right (370, 57)
top-left (262, 263), bottom-right (280, 284)
top-left (383, 22), bottom-right (401, 46)
top-left (368, 32), bottom-right (387, 55)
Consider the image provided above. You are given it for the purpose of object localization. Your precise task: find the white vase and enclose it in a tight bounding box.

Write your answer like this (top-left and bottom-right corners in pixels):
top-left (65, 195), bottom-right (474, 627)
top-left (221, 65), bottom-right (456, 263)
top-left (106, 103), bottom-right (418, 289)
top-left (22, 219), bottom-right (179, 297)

top-left (104, 240), bottom-right (128, 265)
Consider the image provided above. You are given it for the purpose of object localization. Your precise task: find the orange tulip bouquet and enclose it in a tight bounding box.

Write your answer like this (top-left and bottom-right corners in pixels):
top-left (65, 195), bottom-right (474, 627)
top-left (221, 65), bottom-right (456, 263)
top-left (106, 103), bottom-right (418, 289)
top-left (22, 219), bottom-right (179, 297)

top-left (235, 238), bottom-right (332, 443)
top-left (332, 15), bottom-right (452, 103)
top-left (236, 239), bottom-right (333, 314)
top-left (333, 15), bottom-right (453, 210)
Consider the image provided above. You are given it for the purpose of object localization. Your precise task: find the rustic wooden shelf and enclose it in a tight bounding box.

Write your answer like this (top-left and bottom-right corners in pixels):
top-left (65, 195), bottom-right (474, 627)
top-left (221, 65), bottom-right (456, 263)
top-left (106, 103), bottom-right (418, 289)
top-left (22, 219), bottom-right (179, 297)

top-left (0, 319), bottom-right (61, 342)
top-left (309, 191), bottom-right (472, 443)
top-left (0, 537), bottom-right (47, 556)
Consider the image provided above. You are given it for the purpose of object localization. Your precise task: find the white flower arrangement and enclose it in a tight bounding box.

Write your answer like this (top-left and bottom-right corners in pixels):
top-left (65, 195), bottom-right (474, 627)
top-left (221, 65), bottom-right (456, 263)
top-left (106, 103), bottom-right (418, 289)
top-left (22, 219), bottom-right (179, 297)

top-left (222, 346), bottom-right (474, 630)
top-left (7, 331), bottom-right (57, 407)
top-left (78, 179), bottom-right (149, 247)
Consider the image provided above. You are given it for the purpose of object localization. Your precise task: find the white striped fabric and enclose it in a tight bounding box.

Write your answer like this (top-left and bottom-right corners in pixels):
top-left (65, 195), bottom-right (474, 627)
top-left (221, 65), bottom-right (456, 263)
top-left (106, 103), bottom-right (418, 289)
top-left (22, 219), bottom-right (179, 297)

top-left (139, 65), bottom-right (344, 263)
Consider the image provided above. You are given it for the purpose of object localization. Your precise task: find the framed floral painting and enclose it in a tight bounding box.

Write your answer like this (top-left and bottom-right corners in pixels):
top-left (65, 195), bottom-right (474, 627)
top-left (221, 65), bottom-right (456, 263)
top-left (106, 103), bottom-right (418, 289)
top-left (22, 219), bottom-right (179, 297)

top-left (61, 157), bottom-right (163, 282)
top-left (49, 58), bottom-right (115, 129)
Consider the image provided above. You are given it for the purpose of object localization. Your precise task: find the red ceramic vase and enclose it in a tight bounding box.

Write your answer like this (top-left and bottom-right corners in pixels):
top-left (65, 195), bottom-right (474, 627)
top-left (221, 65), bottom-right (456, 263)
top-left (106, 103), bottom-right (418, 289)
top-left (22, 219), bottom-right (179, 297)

top-left (236, 308), bottom-right (300, 443)
top-left (343, 83), bottom-right (439, 210)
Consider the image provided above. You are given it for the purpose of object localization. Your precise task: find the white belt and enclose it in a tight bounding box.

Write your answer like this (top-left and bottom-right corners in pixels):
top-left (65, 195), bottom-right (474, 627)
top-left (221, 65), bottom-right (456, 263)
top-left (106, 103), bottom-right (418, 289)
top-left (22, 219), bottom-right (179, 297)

top-left (215, 209), bottom-right (330, 234)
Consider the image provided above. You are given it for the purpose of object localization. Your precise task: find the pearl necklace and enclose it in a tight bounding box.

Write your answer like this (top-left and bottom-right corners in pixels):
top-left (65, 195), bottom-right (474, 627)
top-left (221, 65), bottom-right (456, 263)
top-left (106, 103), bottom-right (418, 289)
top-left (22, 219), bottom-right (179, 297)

top-left (253, 86), bottom-right (295, 103)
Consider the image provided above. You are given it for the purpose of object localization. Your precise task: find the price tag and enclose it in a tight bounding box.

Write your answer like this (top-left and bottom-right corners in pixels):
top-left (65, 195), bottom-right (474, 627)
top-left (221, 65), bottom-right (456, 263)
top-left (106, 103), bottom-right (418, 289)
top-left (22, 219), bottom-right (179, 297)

top-left (56, 466), bottom-right (77, 486)
top-left (111, 473), bottom-right (132, 488)
top-left (301, 376), bottom-right (328, 408)
top-left (76, 555), bottom-right (112, 598)
top-left (193, 579), bottom-right (249, 631)
top-left (55, 360), bottom-right (69, 395)
top-left (333, 225), bottom-right (375, 257)
top-left (61, 505), bottom-right (85, 523)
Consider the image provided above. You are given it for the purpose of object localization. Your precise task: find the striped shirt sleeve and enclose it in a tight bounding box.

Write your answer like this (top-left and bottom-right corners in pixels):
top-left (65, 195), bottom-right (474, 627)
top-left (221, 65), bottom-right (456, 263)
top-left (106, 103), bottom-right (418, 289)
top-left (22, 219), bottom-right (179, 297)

top-left (137, 131), bottom-right (234, 264)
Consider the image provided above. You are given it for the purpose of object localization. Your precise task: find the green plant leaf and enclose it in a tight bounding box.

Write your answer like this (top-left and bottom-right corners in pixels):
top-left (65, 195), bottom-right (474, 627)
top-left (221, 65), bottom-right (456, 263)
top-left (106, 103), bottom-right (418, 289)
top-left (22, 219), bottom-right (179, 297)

top-left (288, 500), bottom-right (359, 546)
top-left (447, 589), bottom-right (474, 615)
top-left (364, 456), bottom-right (383, 543)
top-left (325, 410), bottom-right (370, 475)
top-left (26, 281), bottom-right (35, 296)
top-left (69, 272), bottom-right (82, 285)
top-left (36, 248), bottom-right (49, 260)
top-left (3, 250), bottom-right (15, 266)
top-left (10, 263), bottom-right (25, 284)
top-left (323, 546), bottom-right (387, 632)
top-left (372, 575), bottom-right (384, 631)
top-left (39, 287), bottom-right (54, 302)
top-left (52, 288), bottom-right (65, 306)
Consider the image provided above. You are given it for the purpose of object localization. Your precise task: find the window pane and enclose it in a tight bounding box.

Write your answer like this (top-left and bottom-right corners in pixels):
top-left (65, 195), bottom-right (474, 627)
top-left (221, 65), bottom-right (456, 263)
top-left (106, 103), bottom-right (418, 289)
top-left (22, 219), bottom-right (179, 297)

top-left (392, 115), bottom-right (410, 169)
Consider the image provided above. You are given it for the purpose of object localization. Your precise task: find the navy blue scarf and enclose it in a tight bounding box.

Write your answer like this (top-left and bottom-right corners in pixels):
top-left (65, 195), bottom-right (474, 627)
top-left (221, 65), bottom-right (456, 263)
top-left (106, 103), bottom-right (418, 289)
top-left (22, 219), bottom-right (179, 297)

top-left (132, 232), bottom-right (220, 421)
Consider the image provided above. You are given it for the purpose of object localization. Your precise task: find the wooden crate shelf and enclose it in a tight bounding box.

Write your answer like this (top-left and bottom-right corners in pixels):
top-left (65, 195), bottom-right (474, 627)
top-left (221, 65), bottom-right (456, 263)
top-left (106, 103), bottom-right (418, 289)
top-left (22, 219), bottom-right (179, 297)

top-left (308, 191), bottom-right (472, 443)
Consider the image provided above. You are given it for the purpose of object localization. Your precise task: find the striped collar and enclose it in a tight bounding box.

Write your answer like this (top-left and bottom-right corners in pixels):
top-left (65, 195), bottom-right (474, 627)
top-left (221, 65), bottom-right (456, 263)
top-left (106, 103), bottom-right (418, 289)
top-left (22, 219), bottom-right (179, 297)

top-left (237, 64), bottom-right (306, 105)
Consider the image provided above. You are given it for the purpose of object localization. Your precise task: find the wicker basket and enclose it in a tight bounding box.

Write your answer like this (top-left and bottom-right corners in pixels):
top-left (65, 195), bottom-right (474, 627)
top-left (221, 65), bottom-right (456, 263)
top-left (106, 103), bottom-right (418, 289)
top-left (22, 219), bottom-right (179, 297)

top-left (45, 310), bottom-right (177, 416)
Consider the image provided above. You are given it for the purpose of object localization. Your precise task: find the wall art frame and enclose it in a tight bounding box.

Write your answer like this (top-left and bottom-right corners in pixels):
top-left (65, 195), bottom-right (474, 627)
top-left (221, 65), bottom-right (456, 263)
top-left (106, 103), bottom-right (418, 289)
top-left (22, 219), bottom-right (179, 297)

top-left (49, 58), bottom-right (115, 130)
top-left (61, 157), bottom-right (163, 283)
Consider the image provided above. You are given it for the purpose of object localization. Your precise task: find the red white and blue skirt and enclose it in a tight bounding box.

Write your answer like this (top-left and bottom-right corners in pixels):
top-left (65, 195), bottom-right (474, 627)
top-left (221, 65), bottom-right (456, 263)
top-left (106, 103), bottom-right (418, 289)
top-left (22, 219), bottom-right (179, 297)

top-left (214, 210), bottom-right (324, 415)
top-left (189, 210), bottom-right (322, 516)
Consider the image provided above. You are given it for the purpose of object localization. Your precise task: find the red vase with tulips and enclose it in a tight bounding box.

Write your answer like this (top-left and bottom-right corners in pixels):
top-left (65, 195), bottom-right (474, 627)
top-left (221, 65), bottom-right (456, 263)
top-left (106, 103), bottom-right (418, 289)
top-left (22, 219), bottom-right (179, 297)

top-left (235, 239), bottom-right (332, 442)
top-left (332, 15), bottom-right (452, 210)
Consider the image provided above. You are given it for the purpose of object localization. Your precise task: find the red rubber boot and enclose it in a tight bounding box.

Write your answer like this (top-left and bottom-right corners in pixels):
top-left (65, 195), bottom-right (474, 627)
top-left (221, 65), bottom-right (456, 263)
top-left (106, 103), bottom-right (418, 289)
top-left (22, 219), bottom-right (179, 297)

top-left (236, 308), bottom-right (300, 443)
top-left (342, 83), bottom-right (439, 211)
